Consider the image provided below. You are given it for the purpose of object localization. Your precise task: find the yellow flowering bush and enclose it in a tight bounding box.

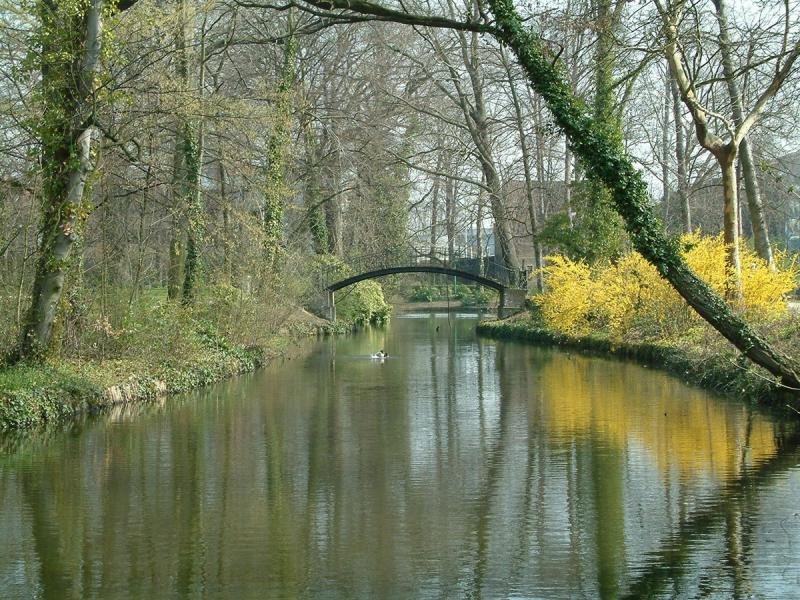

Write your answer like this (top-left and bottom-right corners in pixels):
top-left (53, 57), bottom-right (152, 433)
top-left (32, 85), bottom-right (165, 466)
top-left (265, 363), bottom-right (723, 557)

top-left (534, 233), bottom-right (797, 340)
top-left (534, 255), bottom-right (598, 335)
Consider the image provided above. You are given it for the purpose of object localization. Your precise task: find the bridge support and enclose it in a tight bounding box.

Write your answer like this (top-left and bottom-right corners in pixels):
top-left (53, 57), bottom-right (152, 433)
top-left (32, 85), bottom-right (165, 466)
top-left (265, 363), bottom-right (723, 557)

top-left (498, 288), bottom-right (526, 318)
top-left (326, 289), bottom-right (336, 322)
top-left (498, 289), bottom-right (505, 319)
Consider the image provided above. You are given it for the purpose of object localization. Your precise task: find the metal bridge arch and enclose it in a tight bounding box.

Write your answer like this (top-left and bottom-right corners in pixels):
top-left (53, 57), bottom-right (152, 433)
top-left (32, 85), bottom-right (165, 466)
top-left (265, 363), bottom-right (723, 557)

top-left (321, 263), bottom-right (526, 321)
top-left (326, 265), bottom-right (506, 293)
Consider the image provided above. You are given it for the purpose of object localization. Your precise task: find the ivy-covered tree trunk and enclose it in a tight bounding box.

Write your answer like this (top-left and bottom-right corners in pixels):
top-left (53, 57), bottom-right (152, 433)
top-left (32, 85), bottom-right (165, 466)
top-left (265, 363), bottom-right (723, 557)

top-left (181, 120), bottom-right (203, 304)
top-left (487, 0), bottom-right (800, 389)
top-left (564, 146), bottom-right (573, 227)
top-left (263, 27), bottom-right (298, 270)
top-left (582, 0), bottom-right (626, 262)
top-left (175, 0), bottom-right (204, 305)
top-left (302, 118), bottom-right (329, 254)
top-left (12, 0), bottom-right (105, 363)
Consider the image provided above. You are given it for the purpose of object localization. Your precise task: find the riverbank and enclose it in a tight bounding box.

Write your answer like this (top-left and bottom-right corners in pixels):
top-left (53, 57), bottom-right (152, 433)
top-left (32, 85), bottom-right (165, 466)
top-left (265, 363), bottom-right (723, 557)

top-left (0, 310), bottom-right (346, 432)
top-left (477, 313), bottom-right (800, 415)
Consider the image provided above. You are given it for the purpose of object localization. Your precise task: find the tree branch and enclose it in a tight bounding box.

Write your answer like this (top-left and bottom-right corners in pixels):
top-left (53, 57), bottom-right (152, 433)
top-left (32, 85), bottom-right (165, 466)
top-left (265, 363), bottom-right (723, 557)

top-left (735, 36), bottom-right (800, 145)
top-left (291, 0), bottom-right (497, 34)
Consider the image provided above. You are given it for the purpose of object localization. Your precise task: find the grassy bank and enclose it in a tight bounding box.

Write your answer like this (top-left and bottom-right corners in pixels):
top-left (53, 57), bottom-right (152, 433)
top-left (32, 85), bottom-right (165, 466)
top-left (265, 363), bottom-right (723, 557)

top-left (477, 313), bottom-right (800, 414)
top-left (0, 346), bottom-right (264, 431)
top-left (0, 265), bottom-right (394, 432)
top-left (0, 308), bottom-right (355, 432)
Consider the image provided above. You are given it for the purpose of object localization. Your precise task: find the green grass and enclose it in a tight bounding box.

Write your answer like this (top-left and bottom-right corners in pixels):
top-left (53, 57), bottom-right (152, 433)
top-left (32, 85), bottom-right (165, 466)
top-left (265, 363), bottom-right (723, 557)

top-left (0, 331), bottom-right (271, 432)
top-left (0, 278), bottom-right (386, 431)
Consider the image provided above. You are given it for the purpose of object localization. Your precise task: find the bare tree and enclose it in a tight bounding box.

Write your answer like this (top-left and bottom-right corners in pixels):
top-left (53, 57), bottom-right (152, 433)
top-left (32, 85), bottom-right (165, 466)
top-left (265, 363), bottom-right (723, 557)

top-left (657, 0), bottom-right (800, 297)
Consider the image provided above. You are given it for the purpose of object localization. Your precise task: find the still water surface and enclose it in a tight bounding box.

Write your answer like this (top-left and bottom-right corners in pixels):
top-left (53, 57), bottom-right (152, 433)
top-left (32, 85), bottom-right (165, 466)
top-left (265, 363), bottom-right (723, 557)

top-left (1, 311), bottom-right (799, 599)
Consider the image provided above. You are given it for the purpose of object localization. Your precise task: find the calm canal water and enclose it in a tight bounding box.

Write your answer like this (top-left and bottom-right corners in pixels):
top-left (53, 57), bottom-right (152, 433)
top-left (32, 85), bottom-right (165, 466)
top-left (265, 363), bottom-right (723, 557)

top-left (1, 311), bottom-right (799, 599)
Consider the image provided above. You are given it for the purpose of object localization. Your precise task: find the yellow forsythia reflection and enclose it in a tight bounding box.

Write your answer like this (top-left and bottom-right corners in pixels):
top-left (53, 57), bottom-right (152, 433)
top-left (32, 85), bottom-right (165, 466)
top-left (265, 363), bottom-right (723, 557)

top-left (534, 354), bottom-right (777, 480)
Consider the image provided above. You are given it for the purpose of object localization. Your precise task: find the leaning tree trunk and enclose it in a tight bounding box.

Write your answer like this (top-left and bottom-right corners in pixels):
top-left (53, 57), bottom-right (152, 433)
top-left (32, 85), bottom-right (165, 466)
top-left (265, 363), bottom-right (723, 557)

top-left (487, 0), bottom-right (800, 389)
top-left (12, 0), bottom-right (105, 362)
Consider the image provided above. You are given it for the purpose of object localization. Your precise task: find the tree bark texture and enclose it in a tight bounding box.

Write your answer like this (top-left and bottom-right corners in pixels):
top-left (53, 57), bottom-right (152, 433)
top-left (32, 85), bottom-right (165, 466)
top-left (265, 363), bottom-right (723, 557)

top-left (450, 20), bottom-right (520, 273)
top-left (429, 148), bottom-right (443, 259)
top-left (13, 0), bottom-right (105, 362)
top-left (662, 74), bottom-right (671, 224)
top-left (713, 0), bottom-right (773, 267)
top-left (669, 76), bottom-right (691, 233)
top-left (719, 148), bottom-right (744, 300)
top-left (504, 49), bottom-right (543, 291)
top-left (445, 176), bottom-right (456, 265)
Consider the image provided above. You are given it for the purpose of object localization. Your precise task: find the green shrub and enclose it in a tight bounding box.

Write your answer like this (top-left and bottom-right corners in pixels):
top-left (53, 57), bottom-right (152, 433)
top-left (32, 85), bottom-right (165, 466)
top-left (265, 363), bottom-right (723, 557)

top-left (451, 284), bottom-right (472, 301)
top-left (408, 284), bottom-right (441, 302)
top-left (461, 287), bottom-right (497, 306)
top-left (306, 254), bottom-right (351, 293)
top-left (338, 280), bottom-right (391, 325)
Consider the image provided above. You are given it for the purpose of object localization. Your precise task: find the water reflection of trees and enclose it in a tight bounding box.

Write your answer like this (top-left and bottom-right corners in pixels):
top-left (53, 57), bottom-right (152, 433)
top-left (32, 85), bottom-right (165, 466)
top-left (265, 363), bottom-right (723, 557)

top-left (621, 432), bottom-right (800, 598)
top-left (508, 347), bottom-right (799, 598)
top-left (1, 319), bottom-right (798, 599)
top-left (534, 353), bottom-right (781, 480)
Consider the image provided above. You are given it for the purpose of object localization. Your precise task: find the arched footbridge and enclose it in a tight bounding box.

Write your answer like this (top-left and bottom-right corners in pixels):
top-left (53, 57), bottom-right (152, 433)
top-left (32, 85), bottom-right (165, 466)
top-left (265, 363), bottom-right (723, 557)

top-left (317, 253), bottom-right (528, 321)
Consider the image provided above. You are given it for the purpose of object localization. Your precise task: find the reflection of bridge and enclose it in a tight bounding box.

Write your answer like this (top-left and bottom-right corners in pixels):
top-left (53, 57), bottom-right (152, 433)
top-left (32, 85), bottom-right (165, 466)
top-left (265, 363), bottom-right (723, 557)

top-left (319, 252), bottom-right (528, 321)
